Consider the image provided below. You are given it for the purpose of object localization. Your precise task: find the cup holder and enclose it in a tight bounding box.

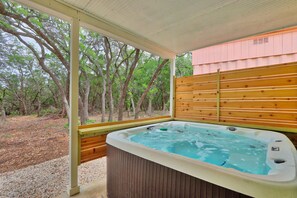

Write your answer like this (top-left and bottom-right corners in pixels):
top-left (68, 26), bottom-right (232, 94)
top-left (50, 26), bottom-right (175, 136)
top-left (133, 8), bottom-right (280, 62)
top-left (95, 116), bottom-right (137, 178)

top-left (274, 159), bottom-right (286, 164)
top-left (227, 126), bottom-right (236, 131)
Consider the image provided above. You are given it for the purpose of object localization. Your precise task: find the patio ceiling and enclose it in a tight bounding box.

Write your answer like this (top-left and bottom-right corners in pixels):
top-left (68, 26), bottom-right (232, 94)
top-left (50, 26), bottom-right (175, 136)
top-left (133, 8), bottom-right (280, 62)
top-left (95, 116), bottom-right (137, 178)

top-left (15, 0), bottom-right (297, 58)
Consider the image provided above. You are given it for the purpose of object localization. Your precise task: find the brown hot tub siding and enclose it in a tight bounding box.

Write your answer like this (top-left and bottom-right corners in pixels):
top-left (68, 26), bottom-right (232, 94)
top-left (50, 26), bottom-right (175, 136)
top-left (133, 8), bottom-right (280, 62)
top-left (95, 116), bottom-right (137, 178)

top-left (107, 145), bottom-right (251, 198)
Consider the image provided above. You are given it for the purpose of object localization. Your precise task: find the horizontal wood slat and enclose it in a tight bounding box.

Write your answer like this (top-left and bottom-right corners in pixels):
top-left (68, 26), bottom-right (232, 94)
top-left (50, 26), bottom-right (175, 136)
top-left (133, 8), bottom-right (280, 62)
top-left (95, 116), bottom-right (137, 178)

top-left (220, 75), bottom-right (297, 89)
top-left (78, 115), bottom-right (171, 130)
top-left (221, 88), bottom-right (297, 99)
top-left (220, 64), bottom-right (297, 81)
top-left (175, 63), bottom-right (297, 131)
top-left (176, 101), bottom-right (217, 108)
top-left (80, 134), bottom-right (107, 163)
top-left (176, 73), bottom-right (217, 85)
top-left (220, 110), bottom-right (297, 121)
top-left (220, 117), bottom-right (297, 128)
top-left (220, 100), bottom-right (297, 109)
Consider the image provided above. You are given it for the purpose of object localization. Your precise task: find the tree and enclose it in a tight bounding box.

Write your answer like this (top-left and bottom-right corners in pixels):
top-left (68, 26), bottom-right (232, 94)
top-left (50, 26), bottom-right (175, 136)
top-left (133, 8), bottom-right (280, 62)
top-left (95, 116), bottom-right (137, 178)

top-left (0, 0), bottom-right (71, 117)
top-left (0, 30), bottom-right (7, 122)
top-left (117, 48), bottom-right (140, 121)
top-left (0, 1), bottom-right (193, 124)
top-left (176, 53), bottom-right (193, 77)
top-left (0, 1), bottom-right (96, 124)
top-left (134, 59), bottom-right (169, 119)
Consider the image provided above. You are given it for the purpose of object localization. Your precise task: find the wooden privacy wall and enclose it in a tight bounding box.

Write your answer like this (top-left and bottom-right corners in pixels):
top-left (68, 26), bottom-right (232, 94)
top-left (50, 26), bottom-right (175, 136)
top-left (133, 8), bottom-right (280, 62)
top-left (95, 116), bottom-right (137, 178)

top-left (175, 63), bottom-right (297, 131)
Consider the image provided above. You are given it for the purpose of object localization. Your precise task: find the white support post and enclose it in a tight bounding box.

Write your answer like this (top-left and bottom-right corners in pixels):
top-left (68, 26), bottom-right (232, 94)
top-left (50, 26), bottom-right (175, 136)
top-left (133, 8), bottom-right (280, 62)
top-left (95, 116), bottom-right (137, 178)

top-left (169, 58), bottom-right (176, 117)
top-left (68, 17), bottom-right (80, 196)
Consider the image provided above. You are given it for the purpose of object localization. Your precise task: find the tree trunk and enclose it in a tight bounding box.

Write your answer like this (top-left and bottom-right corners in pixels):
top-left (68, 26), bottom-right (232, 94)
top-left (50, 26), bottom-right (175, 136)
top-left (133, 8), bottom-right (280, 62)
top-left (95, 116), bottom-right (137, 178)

top-left (79, 96), bottom-right (89, 125)
top-left (1, 104), bottom-right (5, 122)
top-left (127, 107), bottom-right (130, 118)
top-left (79, 70), bottom-right (90, 125)
top-left (103, 36), bottom-right (114, 122)
top-left (66, 72), bottom-right (70, 103)
top-left (117, 49), bottom-right (140, 121)
top-left (81, 48), bottom-right (105, 123)
top-left (19, 65), bottom-right (27, 115)
top-left (162, 100), bottom-right (166, 114)
top-left (37, 97), bottom-right (41, 117)
top-left (101, 79), bottom-right (106, 122)
top-left (62, 94), bottom-right (70, 119)
top-left (83, 49), bottom-right (108, 123)
top-left (131, 97), bottom-right (135, 115)
top-left (1, 89), bottom-right (6, 122)
top-left (134, 59), bottom-right (169, 119)
top-left (78, 97), bottom-right (86, 125)
top-left (60, 104), bottom-right (67, 118)
top-left (147, 98), bottom-right (152, 116)
top-left (108, 88), bottom-right (114, 121)
top-left (83, 95), bottom-right (89, 124)
top-left (162, 85), bottom-right (167, 114)
top-left (91, 92), bottom-right (98, 113)
top-left (81, 97), bottom-right (89, 125)
top-left (19, 99), bottom-right (27, 115)
top-left (83, 72), bottom-right (90, 124)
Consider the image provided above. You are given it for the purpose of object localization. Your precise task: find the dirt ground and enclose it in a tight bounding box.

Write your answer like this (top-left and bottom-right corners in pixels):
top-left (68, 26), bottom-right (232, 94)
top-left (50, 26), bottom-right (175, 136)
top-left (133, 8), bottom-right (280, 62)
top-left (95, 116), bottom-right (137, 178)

top-left (0, 115), bottom-right (69, 173)
top-left (0, 111), bottom-right (168, 173)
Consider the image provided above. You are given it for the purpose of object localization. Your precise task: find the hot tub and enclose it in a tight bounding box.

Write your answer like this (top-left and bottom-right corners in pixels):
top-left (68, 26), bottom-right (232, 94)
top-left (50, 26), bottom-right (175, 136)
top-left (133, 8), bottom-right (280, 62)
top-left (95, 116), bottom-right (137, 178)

top-left (106, 121), bottom-right (297, 198)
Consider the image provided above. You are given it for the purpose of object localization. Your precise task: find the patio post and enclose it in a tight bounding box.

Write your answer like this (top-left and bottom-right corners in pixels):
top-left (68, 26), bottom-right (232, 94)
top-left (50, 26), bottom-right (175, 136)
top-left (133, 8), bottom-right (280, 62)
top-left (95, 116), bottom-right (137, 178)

top-left (68, 17), bottom-right (80, 196)
top-left (169, 58), bottom-right (176, 117)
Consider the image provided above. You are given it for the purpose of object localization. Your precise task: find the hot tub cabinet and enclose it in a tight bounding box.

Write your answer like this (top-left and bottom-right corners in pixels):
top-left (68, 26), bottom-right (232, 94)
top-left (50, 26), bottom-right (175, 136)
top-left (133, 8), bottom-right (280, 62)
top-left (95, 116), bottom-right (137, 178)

top-left (107, 121), bottom-right (297, 198)
top-left (107, 145), bottom-right (251, 198)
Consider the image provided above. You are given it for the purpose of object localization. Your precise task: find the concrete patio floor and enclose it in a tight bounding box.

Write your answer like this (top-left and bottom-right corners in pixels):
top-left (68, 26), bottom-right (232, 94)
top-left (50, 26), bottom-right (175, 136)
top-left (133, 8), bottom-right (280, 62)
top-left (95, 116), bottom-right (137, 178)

top-left (58, 179), bottom-right (107, 198)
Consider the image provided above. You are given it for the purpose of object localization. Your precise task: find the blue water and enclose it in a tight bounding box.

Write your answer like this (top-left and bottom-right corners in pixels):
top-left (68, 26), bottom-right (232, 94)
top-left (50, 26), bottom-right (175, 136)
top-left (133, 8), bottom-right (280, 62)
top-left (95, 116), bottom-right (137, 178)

top-left (129, 124), bottom-right (270, 175)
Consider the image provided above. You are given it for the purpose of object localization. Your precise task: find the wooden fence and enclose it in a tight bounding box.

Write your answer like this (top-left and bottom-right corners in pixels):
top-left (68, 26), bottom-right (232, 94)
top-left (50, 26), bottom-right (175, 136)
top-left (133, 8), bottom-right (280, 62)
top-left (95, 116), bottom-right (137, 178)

top-left (79, 116), bottom-right (172, 163)
top-left (175, 63), bottom-right (297, 132)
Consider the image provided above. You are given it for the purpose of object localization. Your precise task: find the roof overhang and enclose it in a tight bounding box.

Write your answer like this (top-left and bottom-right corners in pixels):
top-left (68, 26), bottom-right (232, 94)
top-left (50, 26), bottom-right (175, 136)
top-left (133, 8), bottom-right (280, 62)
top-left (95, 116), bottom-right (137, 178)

top-left (14, 0), bottom-right (297, 59)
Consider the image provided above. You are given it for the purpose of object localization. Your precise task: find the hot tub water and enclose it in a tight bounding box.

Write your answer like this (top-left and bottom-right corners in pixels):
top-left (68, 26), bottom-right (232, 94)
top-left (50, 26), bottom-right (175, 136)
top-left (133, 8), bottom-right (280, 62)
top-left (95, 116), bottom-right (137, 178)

top-left (129, 123), bottom-right (270, 175)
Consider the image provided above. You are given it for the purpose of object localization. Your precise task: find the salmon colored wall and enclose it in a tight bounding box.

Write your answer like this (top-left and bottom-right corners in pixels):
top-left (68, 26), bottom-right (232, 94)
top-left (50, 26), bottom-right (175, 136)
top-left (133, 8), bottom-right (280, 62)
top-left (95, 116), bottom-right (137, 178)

top-left (192, 27), bottom-right (297, 74)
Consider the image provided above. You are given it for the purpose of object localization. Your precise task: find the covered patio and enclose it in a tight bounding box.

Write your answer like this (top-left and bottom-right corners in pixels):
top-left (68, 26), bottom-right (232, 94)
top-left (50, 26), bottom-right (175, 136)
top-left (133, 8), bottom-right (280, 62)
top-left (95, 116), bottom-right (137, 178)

top-left (12, 0), bottom-right (297, 197)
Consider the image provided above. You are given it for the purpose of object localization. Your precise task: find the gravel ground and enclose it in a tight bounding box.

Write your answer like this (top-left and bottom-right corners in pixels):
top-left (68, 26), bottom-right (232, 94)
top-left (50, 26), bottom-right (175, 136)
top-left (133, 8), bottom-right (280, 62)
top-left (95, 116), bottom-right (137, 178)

top-left (0, 156), bottom-right (106, 198)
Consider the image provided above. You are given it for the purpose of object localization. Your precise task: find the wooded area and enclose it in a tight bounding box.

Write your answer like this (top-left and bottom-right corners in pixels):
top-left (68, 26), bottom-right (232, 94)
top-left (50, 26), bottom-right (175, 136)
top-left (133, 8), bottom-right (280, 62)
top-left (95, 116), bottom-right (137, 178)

top-left (0, 0), bottom-right (192, 124)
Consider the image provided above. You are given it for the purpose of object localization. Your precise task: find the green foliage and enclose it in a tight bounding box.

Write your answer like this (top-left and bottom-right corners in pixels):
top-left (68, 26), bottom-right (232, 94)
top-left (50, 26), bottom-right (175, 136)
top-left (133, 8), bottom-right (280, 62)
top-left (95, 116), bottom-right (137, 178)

top-left (39, 108), bottom-right (59, 117)
top-left (0, 20), bottom-right (12, 29)
top-left (9, 111), bottom-right (20, 116)
top-left (85, 119), bottom-right (96, 124)
top-left (64, 119), bottom-right (96, 129)
top-left (29, 18), bottom-right (43, 28)
top-left (0, 0), bottom-right (193, 121)
top-left (176, 53), bottom-right (193, 77)
top-left (63, 122), bottom-right (69, 129)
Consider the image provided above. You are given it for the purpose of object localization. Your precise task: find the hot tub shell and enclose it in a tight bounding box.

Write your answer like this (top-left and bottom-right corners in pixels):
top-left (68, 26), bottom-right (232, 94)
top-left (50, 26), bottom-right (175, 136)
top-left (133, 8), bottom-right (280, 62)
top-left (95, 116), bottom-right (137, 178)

top-left (107, 121), bottom-right (297, 198)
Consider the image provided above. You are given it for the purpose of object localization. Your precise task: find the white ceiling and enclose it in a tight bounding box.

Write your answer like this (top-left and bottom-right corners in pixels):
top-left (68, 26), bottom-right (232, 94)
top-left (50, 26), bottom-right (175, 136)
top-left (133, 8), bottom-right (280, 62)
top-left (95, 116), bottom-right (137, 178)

top-left (16, 0), bottom-right (297, 58)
